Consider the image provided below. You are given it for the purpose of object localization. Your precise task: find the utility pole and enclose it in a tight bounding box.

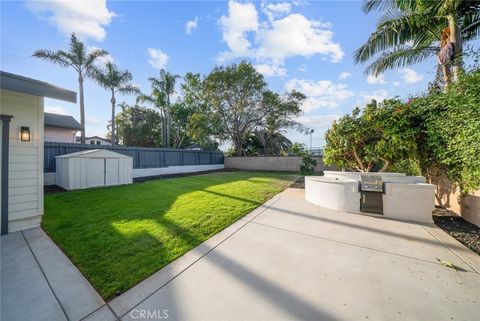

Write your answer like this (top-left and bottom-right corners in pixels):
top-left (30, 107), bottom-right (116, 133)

top-left (309, 129), bottom-right (314, 151)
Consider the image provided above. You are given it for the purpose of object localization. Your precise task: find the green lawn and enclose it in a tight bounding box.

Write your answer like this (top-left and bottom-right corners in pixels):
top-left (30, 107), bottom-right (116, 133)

top-left (43, 171), bottom-right (297, 300)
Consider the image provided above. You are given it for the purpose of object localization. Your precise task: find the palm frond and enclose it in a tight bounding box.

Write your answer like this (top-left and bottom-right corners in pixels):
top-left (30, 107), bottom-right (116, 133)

top-left (355, 11), bottom-right (441, 64)
top-left (364, 45), bottom-right (439, 75)
top-left (462, 11), bottom-right (480, 40)
top-left (32, 49), bottom-right (72, 69)
top-left (136, 93), bottom-right (156, 106)
top-left (362, 0), bottom-right (395, 13)
top-left (117, 84), bottom-right (140, 95)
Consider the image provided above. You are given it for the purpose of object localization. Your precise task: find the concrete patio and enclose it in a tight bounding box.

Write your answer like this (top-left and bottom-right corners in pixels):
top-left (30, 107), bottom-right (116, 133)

top-left (2, 188), bottom-right (480, 321)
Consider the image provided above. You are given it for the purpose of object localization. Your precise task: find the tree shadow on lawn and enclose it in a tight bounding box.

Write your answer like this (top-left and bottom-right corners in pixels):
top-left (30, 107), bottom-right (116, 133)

top-left (42, 172), bottom-right (294, 300)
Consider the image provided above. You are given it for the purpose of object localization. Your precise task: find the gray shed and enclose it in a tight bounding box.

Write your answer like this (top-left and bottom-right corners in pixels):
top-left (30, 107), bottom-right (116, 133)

top-left (55, 149), bottom-right (133, 190)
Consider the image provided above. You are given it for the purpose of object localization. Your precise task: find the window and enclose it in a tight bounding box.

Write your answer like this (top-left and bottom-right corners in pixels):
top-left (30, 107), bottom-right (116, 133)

top-left (90, 141), bottom-right (95, 144)
top-left (96, 141), bottom-right (101, 145)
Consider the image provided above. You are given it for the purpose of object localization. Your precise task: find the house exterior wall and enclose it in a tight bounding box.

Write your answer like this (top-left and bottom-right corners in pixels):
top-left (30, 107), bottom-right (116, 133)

top-left (1, 89), bottom-right (44, 232)
top-left (45, 127), bottom-right (76, 143)
top-left (85, 138), bottom-right (111, 146)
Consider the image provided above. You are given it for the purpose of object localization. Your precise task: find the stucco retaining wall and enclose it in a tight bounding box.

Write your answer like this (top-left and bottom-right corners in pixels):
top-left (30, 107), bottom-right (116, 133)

top-left (224, 156), bottom-right (327, 172)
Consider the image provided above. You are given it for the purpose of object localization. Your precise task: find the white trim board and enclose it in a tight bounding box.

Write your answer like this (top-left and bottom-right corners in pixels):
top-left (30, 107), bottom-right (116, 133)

top-left (133, 164), bottom-right (224, 178)
top-left (44, 164), bottom-right (225, 185)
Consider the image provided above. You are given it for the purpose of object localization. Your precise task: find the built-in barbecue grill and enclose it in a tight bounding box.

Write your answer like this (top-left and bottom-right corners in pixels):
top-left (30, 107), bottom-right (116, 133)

top-left (359, 175), bottom-right (384, 214)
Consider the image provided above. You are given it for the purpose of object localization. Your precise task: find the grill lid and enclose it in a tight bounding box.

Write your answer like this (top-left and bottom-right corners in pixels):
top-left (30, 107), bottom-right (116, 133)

top-left (360, 175), bottom-right (383, 192)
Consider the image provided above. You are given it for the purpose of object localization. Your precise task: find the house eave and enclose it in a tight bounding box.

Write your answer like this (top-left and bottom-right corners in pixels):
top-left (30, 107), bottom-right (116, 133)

top-left (1, 71), bottom-right (77, 103)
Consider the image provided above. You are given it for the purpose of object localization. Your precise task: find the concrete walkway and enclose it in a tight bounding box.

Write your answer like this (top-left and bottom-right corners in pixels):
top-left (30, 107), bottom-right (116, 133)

top-left (2, 188), bottom-right (480, 321)
top-left (109, 188), bottom-right (480, 321)
top-left (1, 228), bottom-right (116, 321)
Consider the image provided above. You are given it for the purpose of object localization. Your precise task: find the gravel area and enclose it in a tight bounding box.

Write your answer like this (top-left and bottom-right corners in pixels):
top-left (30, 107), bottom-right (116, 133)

top-left (433, 207), bottom-right (480, 255)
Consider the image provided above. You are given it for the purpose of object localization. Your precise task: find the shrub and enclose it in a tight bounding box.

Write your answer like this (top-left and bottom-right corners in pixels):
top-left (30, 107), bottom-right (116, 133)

top-left (291, 143), bottom-right (318, 175)
top-left (409, 69), bottom-right (480, 194)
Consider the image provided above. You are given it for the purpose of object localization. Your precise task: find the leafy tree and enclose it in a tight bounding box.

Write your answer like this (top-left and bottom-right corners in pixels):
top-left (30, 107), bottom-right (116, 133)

top-left (204, 62), bottom-right (269, 156)
top-left (204, 62), bottom-right (304, 156)
top-left (324, 99), bottom-right (417, 172)
top-left (169, 101), bottom-right (194, 148)
top-left (33, 33), bottom-right (108, 144)
top-left (180, 73), bottom-right (219, 150)
top-left (114, 103), bottom-right (162, 147)
top-left (93, 62), bottom-right (139, 145)
top-left (355, 0), bottom-right (480, 84)
top-left (291, 143), bottom-right (318, 175)
top-left (409, 68), bottom-right (480, 194)
top-left (255, 91), bottom-right (306, 156)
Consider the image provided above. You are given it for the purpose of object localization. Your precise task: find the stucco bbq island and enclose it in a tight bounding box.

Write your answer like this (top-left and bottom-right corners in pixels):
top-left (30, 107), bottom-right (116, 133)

top-left (305, 171), bottom-right (436, 223)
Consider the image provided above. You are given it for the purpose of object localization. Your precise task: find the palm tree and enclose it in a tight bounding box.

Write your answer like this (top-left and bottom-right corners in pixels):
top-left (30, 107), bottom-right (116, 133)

top-left (137, 69), bottom-right (179, 147)
top-left (33, 33), bottom-right (108, 143)
top-left (355, 0), bottom-right (480, 85)
top-left (93, 62), bottom-right (139, 145)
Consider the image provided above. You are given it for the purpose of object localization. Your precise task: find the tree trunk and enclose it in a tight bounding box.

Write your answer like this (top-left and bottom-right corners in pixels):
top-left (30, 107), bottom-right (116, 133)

top-left (379, 159), bottom-right (389, 172)
top-left (165, 96), bottom-right (171, 148)
top-left (111, 91), bottom-right (116, 145)
top-left (442, 65), bottom-right (452, 87)
top-left (448, 14), bottom-right (463, 82)
top-left (79, 74), bottom-right (86, 144)
top-left (234, 143), bottom-right (242, 156)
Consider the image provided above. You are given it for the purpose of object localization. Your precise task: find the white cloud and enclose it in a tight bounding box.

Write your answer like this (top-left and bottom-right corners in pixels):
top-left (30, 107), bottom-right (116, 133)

top-left (366, 74), bottom-right (386, 84)
top-left (285, 78), bottom-right (353, 113)
top-left (298, 64), bottom-right (307, 72)
top-left (254, 63), bottom-right (286, 77)
top-left (255, 14), bottom-right (343, 63)
top-left (147, 48), bottom-right (169, 69)
top-left (185, 16), bottom-right (198, 35)
top-left (218, 0), bottom-right (259, 61)
top-left (45, 105), bottom-right (70, 115)
top-left (262, 2), bottom-right (292, 21)
top-left (297, 114), bottom-right (340, 129)
top-left (393, 81), bottom-right (400, 86)
top-left (287, 114), bottom-right (340, 146)
top-left (398, 68), bottom-right (423, 84)
top-left (360, 89), bottom-right (391, 103)
top-left (26, 0), bottom-right (115, 41)
top-left (339, 71), bottom-right (351, 80)
top-left (88, 46), bottom-right (114, 64)
top-left (86, 116), bottom-right (101, 125)
top-left (218, 1), bottom-right (343, 77)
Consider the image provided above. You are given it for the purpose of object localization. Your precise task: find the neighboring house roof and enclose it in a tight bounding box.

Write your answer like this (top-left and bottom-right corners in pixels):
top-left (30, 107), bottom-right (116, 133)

top-left (45, 113), bottom-right (82, 130)
top-left (76, 136), bottom-right (111, 143)
top-left (0, 70), bottom-right (76, 103)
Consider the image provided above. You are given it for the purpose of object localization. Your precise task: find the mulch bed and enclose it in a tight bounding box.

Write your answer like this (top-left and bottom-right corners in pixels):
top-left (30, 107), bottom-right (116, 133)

top-left (433, 207), bottom-right (480, 255)
top-left (290, 176), bottom-right (305, 189)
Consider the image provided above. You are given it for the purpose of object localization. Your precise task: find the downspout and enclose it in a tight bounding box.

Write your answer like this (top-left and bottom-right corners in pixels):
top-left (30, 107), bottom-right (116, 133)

top-left (1, 114), bottom-right (13, 235)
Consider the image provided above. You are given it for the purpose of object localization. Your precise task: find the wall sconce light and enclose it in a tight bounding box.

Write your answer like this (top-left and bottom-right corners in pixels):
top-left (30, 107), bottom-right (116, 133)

top-left (20, 126), bottom-right (30, 142)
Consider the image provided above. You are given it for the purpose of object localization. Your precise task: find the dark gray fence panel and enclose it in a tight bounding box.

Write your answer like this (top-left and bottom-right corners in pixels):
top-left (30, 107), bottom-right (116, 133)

top-left (44, 142), bottom-right (224, 172)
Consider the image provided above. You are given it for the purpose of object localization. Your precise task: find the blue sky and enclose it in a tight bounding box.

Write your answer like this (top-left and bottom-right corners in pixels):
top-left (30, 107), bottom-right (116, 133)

top-left (1, 0), bottom-right (450, 148)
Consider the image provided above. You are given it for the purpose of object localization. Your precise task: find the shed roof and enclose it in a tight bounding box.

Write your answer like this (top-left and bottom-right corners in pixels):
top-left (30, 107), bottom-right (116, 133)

top-left (45, 113), bottom-right (82, 130)
top-left (55, 149), bottom-right (132, 159)
top-left (0, 70), bottom-right (76, 103)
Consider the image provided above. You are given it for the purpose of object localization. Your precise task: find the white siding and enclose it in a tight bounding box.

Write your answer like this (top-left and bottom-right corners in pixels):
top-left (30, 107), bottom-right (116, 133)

top-left (1, 89), bottom-right (44, 232)
top-left (45, 127), bottom-right (76, 143)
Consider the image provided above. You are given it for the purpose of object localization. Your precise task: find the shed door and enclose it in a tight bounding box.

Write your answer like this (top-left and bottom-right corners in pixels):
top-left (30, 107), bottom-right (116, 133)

top-left (86, 158), bottom-right (105, 188)
top-left (105, 158), bottom-right (119, 186)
